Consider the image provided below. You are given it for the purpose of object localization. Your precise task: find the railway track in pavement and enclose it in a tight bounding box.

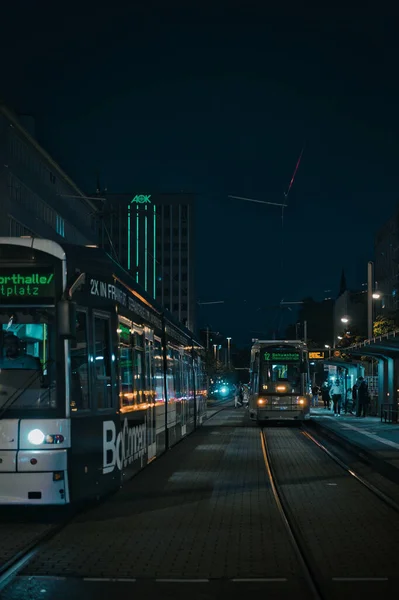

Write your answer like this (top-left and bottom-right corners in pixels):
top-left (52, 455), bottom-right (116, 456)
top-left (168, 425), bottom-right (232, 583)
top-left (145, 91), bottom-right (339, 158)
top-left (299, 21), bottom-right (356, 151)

top-left (261, 426), bottom-right (399, 599)
top-left (0, 400), bottom-right (232, 594)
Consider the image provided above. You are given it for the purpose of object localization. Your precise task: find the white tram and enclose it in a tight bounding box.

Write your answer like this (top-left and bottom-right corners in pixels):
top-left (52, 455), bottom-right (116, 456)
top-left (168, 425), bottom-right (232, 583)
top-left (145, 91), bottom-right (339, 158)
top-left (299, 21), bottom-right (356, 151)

top-left (249, 340), bottom-right (311, 422)
top-left (0, 238), bottom-right (207, 505)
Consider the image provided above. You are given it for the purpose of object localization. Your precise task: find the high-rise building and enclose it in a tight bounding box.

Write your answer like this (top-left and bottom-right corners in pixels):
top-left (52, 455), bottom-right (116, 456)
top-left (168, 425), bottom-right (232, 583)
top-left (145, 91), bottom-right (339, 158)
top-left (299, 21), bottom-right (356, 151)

top-left (99, 193), bottom-right (195, 331)
top-left (375, 211), bottom-right (399, 313)
top-left (0, 104), bottom-right (98, 244)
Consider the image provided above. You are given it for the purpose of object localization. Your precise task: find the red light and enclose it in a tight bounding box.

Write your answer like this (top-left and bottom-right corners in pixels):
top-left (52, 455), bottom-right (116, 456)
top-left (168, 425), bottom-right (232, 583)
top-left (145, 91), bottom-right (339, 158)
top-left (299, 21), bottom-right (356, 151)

top-left (30, 458), bottom-right (38, 465)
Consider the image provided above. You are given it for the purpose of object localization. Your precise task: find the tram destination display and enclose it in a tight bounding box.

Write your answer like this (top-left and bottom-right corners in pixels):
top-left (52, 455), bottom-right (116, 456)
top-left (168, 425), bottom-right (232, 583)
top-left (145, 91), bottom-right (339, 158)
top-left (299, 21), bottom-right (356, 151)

top-left (0, 267), bottom-right (55, 304)
top-left (263, 349), bottom-right (300, 362)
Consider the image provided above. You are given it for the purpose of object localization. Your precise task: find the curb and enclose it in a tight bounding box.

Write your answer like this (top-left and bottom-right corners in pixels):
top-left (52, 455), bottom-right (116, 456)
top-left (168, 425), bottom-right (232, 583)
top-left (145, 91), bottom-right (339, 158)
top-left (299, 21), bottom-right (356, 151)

top-left (306, 419), bottom-right (399, 486)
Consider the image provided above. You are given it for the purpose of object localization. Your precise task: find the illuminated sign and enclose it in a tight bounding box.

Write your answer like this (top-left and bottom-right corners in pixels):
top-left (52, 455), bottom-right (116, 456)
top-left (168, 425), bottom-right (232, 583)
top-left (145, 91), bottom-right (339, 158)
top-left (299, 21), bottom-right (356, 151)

top-left (0, 268), bottom-right (55, 304)
top-left (309, 351), bottom-right (325, 360)
top-left (131, 195), bottom-right (151, 204)
top-left (264, 351), bottom-right (300, 362)
top-left (333, 350), bottom-right (341, 358)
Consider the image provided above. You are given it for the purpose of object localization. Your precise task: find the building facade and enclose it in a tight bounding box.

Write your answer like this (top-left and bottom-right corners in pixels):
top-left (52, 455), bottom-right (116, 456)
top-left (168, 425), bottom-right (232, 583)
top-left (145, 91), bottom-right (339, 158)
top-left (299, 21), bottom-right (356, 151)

top-left (374, 211), bottom-right (399, 313)
top-left (0, 104), bottom-right (98, 244)
top-left (333, 289), bottom-right (367, 341)
top-left (99, 193), bottom-right (195, 331)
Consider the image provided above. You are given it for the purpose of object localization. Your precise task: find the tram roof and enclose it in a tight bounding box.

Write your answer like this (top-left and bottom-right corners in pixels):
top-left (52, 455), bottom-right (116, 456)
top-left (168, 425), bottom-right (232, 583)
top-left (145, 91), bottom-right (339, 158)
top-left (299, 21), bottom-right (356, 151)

top-left (251, 339), bottom-right (308, 350)
top-left (64, 242), bottom-right (202, 345)
top-left (0, 237), bottom-right (202, 347)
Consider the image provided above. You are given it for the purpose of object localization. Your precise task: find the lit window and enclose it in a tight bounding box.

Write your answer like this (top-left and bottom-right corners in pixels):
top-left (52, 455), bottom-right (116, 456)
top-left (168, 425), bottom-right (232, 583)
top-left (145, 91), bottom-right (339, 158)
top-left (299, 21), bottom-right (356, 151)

top-left (56, 215), bottom-right (65, 237)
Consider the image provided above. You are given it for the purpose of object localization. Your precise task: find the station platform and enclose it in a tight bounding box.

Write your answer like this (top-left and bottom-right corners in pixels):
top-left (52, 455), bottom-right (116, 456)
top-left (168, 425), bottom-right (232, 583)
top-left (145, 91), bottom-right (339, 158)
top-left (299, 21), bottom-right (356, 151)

top-left (309, 408), bottom-right (399, 482)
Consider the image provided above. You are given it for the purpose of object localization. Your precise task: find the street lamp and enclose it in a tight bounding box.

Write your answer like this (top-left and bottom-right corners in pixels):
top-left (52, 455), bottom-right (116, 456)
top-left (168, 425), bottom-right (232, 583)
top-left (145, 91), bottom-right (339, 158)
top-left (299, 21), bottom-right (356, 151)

top-left (341, 317), bottom-right (349, 324)
top-left (213, 344), bottom-right (217, 360)
top-left (372, 292), bottom-right (381, 299)
top-left (325, 344), bottom-right (332, 358)
top-left (227, 337), bottom-right (232, 368)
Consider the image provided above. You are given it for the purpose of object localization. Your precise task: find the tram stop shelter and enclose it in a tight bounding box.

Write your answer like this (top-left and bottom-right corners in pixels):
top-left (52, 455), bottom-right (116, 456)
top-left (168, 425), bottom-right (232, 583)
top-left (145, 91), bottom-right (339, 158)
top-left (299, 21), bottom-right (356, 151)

top-left (340, 329), bottom-right (399, 421)
top-left (321, 357), bottom-right (364, 397)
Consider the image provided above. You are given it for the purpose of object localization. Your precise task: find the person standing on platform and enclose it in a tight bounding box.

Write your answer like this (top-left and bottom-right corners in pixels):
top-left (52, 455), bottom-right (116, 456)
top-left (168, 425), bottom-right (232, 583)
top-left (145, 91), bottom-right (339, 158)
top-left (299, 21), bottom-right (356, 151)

top-left (330, 379), bottom-right (343, 416)
top-left (311, 384), bottom-right (320, 408)
top-left (357, 377), bottom-right (369, 417)
top-left (321, 381), bottom-right (330, 409)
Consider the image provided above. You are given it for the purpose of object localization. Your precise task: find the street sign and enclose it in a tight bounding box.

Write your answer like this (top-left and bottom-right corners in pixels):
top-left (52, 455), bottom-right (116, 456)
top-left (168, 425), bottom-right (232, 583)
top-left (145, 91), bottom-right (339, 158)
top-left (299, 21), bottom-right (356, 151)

top-left (309, 351), bottom-right (325, 360)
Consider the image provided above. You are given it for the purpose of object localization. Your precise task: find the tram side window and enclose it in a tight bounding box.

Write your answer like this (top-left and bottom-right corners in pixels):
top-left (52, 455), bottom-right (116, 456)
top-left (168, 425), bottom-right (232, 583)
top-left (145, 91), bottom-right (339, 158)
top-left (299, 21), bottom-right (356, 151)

top-left (94, 316), bottom-right (112, 409)
top-left (144, 339), bottom-right (153, 396)
top-left (70, 311), bottom-right (90, 411)
top-left (133, 342), bottom-right (144, 404)
top-left (154, 339), bottom-right (164, 402)
top-left (173, 349), bottom-right (181, 401)
top-left (166, 346), bottom-right (175, 401)
top-left (119, 322), bottom-right (133, 407)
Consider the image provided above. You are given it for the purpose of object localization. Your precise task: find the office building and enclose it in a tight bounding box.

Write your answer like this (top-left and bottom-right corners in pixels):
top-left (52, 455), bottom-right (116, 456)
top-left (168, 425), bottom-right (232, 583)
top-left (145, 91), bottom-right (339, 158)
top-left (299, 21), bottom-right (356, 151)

top-left (0, 104), bottom-right (98, 244)
top-left (99, 193), bottom-right (195, 331)
top-left (374, 211), bottom-right (399, 313)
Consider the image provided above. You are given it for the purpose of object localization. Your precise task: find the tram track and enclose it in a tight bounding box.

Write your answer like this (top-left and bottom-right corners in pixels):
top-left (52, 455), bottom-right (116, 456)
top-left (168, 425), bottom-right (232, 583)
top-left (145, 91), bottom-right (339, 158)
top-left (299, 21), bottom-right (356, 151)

top-left (260, 429), bottom-right (323, 600)
top-left (0, 399), bottom-right (232, 594)
top-left (261, 426), bottom-right (399, 599)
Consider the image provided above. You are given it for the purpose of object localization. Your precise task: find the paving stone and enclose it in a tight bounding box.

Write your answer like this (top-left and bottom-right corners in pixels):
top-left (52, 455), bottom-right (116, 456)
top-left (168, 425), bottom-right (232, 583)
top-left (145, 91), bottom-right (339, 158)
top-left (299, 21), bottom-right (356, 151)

top-left (19, 409), bottom-right (299, 581)
top-left (266, 428), bottom-right (399, 581)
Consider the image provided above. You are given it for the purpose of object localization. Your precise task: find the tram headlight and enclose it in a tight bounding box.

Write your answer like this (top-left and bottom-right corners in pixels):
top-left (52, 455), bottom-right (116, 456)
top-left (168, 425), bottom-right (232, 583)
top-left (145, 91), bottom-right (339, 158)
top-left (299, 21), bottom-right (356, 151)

top-left (257, 398), bottom-right (267, 405)
top-left (27, 429), bottom-right (45, 445)
top-left (298, 397), bottom-right (306, 405)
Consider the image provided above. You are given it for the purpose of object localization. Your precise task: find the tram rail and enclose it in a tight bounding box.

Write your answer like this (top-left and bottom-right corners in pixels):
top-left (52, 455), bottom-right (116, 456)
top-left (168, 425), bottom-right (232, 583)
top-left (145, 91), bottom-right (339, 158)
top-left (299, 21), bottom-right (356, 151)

top-left (260, 429), bottom-right (323, 599)
top-left (0, 401), bottom-right (231, 594)
top-left (261, 425), bottom-right (399, 599)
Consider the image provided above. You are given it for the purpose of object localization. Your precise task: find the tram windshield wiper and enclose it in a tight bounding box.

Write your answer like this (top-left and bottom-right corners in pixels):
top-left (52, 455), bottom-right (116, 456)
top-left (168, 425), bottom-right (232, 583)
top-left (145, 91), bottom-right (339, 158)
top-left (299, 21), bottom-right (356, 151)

top-left (0, 360), bottom-right (54, 419)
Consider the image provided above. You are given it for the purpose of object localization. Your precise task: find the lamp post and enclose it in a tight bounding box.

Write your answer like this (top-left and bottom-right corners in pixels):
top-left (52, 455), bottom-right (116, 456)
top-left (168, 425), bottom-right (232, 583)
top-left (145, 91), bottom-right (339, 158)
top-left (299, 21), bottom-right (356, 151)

top-left (227, 337), bottom-right (232, 368)
top-left (325, 344), bottom-right (331, 358)
top-left (213, 344), bottom-right (217, 360)
top-left (367, 261), bottom-right (374, 339)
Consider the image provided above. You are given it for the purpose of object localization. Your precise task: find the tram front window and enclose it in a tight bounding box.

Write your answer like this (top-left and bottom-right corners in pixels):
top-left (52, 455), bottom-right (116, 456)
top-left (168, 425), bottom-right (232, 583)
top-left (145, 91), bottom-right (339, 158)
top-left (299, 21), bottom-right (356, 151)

top-left (261, 362), bottom-right (301, 391)
top-left (0, 311), bottom-right (57, 411)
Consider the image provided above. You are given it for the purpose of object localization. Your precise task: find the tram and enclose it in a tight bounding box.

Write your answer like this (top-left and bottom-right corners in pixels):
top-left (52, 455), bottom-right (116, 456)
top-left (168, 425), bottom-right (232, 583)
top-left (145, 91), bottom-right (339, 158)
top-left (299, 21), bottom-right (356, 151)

top-left (0, 238), bottom-right (207, 505)
top-left (249, 340), bottom-right (310, 422)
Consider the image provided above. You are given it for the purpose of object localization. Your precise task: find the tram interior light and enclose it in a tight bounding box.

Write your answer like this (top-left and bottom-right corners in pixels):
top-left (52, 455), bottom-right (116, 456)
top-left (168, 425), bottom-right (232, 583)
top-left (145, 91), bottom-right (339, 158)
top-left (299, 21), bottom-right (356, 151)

top-left (28, 429), bottom-right (45, 445)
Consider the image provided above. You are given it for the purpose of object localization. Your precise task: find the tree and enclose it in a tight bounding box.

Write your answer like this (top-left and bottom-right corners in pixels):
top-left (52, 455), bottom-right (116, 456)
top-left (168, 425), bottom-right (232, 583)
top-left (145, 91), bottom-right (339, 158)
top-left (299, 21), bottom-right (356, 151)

top-left (373, 314), bottom-right (397, 337)
top-left (336, 328), bottom-right (366, 361)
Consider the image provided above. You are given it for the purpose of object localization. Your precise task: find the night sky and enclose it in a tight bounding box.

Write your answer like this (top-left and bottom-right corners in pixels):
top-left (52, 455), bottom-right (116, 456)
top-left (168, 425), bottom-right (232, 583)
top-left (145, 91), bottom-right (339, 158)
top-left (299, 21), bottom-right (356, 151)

top-left (3, 5), bottom-right (399, 345)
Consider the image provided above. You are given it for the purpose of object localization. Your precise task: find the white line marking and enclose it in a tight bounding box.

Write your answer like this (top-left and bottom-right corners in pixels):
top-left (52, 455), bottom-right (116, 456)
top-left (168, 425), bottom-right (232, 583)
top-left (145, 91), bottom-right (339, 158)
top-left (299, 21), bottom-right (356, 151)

top-left (156, 579), bottom-right (209, 583)
top-left (83, 578), bottom-right (137, 582)
top-left (232, 578), bottom-right (288, 582)
top-left (336, 423), bottom-right (399, 450)
top-left (24, 576), bottom-right (67, 581)
top-left (332, 577), bottom-right (388, 582)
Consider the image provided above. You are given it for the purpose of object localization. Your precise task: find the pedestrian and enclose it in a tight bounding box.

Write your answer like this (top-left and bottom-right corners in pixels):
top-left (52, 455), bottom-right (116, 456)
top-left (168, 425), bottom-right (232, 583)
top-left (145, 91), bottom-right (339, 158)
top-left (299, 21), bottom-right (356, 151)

top-left (329, 379), bottom-right (343, 416)
top-left (344, 388), bottom-right (353, 414)
top-left (321, 382), bottom-right (330, 409)
top-left (352, 382), bottom-right (358, 414)
top-left (234, 383), bottom-right (242, 408)
top-left (311, 384), bottom-right (320, 408)
top-left (356, 377), bottom-right (369, 417)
